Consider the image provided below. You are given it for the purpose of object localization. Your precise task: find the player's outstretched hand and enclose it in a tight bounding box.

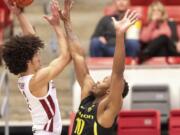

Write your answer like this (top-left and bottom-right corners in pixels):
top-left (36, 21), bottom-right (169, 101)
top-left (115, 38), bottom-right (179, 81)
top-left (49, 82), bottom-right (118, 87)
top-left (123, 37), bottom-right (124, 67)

top-left (112, 10), bottom-right (139, 34)
top-left (59, 0), bottom-right (74, 23)
top-left (44, 0), bottom-right (61, 26)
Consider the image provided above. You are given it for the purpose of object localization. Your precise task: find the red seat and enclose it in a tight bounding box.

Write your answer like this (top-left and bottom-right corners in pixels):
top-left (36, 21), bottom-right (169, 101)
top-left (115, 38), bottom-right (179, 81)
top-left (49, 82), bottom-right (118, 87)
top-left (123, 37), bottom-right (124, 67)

top-left (104, 5), bottom-right (180, 22)
top-left (104, 6), bottom-right (147, 22)
top-left (0, 0), bottom-right (11, 27)
top-left (87, 57), bottom-right (137, 69)
top-left (104, 0), bottom-right (180, 8)
top-left (87, 57), bottom-right (180, 68)
top-left (142, 57), bottom-right (169, 65)
top-left (0, 8), bottom-right (5, 45)
top-left (169, 110), bottom-right (180, 135)
top-left (141, 57), bottom-right (180, 65)
top-left (131, 0), bottom-right (180, 6)
top-left (118, 110), bottom-right (161, 135)
top-left (165, 6), bottom-right (180, 23)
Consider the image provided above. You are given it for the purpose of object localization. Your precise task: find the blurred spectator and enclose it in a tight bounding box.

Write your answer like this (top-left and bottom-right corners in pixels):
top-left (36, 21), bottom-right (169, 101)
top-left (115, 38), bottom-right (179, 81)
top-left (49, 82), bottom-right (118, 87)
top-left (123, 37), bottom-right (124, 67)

top-left (139, 1), bottom-right (180, 63)
top-left (90, 0), bottom-right (141, 57)
top-left (0, 0), bottom-right (13, 43)
top-left (0, 0), bottom-right (13, 65)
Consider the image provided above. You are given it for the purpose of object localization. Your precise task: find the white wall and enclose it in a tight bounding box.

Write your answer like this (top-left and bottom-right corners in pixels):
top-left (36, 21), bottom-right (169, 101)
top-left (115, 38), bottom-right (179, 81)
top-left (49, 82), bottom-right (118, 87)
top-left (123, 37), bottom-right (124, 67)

top-left (73, 66), bottom-right (180, 112)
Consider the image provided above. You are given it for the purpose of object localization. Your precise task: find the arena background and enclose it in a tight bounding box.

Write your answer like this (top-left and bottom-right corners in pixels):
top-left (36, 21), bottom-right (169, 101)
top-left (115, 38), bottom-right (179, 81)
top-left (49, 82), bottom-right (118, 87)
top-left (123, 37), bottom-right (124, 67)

top-left (3, 0), bottom-right (111, 121)
top-left (0, 0), bottom-right (113, 134)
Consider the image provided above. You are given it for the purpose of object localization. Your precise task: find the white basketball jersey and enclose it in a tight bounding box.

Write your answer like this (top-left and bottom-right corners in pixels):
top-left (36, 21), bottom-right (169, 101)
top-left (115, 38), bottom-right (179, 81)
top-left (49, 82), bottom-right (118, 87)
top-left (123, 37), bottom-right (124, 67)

top-left (17, 75), bottom-right (62, 134)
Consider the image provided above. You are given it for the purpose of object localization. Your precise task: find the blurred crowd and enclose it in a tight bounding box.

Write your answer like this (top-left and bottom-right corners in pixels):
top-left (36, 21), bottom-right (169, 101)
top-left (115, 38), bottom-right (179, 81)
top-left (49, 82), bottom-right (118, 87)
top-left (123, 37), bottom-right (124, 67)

top-left (90, 0), bottom-right (180, 64)
top-left (1, 0), bottom-right (180, 64)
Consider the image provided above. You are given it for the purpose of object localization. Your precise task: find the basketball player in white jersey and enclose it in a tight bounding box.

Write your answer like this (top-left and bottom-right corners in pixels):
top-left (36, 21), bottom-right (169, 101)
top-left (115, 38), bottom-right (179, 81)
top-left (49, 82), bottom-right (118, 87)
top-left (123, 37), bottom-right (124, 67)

top-left (2, 1), bottom-right (71, 135)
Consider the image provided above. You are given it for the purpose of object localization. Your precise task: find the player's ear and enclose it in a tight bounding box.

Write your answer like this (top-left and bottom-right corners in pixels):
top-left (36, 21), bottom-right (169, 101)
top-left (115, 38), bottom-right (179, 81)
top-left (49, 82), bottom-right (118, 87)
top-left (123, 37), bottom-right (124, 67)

top-left (122, 80), bottom-right (129, 98)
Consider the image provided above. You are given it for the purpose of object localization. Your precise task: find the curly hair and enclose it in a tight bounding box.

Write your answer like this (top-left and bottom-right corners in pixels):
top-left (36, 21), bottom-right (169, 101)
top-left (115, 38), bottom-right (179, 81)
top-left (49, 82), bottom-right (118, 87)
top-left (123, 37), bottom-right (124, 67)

top-left (2, 35), bottom-right (44, 75)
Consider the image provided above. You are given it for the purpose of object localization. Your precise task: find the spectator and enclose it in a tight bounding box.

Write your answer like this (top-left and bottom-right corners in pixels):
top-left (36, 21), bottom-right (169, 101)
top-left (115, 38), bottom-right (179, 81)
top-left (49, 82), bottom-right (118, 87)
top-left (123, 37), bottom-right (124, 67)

top-left (90, 0), bottom-right (141, 57)
top-left (1, 0), bottom-right (13, 43)
top-left (139, 1), bottom-right (180, 63)
top-left (0, 0), bottom-right (14, 65)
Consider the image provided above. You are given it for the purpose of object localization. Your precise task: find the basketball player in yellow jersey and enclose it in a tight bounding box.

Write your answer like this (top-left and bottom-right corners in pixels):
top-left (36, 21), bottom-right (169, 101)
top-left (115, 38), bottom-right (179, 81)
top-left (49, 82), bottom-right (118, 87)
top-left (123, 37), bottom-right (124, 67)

top-left (58, 0), bottom-right (139, 134)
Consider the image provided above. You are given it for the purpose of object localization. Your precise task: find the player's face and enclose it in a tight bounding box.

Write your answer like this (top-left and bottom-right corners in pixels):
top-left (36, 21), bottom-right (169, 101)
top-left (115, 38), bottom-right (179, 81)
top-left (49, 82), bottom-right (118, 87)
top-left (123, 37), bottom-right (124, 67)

top-left (31, 51), bottom-right (41, 72)
top-left (93, 76), bottom-right (111, 97)
top-left (151, 7), bottom-right (163, 21)
top-left (114, 0), bottom-right (130, 12)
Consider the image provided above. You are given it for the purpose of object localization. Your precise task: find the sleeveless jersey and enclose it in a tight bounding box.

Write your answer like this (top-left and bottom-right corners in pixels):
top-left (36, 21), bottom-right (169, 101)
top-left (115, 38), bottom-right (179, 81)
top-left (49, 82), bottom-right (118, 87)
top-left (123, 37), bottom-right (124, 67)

top-left (17, 75), bottom-right (62, 134)
top-left (71, 95), bottom-right (116, 135)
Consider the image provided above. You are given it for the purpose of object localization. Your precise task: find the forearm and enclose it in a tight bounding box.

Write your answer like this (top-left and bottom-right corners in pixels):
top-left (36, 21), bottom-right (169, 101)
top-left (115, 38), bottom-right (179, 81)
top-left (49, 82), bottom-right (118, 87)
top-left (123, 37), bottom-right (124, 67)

top-left (16, 13), bottom-right (35, 35)
top-left (64, 22), bottom-right (89, 87)
top-left (53, 25), bottom-right (69, 56)
top-left (64, 22), bottom-right (85, 57)
top-left (64, 22), bottom-right (79, 45)
top-left (112, 31), bottom-right (125, 75)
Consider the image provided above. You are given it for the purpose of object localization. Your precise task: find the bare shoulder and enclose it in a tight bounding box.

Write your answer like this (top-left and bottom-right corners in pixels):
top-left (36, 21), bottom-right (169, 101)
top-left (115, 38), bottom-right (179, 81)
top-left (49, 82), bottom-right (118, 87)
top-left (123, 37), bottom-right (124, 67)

top-left (29, 69), bottom-right (47, 91)
top-left (29, 74), bottom-right (49, 97)
top-left (96, 78), bottom-right (124, 128)
top-left (96, 97), bottom-right (120, 128)
top-left (29, 75), bottom-right (39, 93)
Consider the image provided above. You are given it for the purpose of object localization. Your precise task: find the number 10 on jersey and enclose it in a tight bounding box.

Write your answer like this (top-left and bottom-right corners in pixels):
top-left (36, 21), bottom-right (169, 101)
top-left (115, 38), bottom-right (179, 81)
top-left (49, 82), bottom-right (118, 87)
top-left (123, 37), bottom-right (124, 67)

top-left (74, 118), bottom-right (85, 135)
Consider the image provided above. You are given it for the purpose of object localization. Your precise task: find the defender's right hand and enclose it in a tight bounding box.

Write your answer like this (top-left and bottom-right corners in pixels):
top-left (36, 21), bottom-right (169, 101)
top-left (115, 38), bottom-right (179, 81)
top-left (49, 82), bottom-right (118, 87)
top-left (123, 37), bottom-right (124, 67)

top-left (59, 0), bottom-right (74, 23)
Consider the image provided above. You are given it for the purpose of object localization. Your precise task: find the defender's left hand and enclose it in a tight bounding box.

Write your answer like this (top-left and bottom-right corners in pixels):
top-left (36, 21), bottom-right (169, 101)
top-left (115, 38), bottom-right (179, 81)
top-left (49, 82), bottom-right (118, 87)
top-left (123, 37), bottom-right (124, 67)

top-left (112, 10), bottom-right (140, 34)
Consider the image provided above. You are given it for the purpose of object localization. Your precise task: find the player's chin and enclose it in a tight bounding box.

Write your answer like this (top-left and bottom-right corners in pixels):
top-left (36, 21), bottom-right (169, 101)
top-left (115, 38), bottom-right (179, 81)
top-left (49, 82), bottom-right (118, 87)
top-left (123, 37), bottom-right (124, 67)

top-left (35, 66), bottom-right (41, 72)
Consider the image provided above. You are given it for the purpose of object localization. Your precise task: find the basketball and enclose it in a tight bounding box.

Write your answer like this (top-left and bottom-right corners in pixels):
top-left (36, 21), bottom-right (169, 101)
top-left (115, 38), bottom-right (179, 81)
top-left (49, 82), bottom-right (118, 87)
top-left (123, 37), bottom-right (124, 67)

top-left (9, 0), bottom-right (33, 8)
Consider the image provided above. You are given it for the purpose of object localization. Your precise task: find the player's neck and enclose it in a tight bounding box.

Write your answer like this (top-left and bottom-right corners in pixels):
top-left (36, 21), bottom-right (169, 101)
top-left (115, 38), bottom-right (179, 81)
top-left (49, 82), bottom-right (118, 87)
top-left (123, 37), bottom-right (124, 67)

top-left (20, 68), bottom-right (35, 77)
top-left (93, 94), bottom-right (107, 104)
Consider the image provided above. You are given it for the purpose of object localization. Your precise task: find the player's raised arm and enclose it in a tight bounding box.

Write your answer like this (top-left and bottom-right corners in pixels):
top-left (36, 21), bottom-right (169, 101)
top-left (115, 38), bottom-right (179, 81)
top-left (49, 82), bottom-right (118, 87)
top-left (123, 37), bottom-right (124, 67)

top-left (30, 0), bottom-right (71, 92)
top-left (8, 2), bottom-right (35, 35)
top-left (97, 10), bottom-right (139, 128)
top-left (109, 10), bottom-right (138, 113)
top-left (59, 0), bottom-right (95, 97)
